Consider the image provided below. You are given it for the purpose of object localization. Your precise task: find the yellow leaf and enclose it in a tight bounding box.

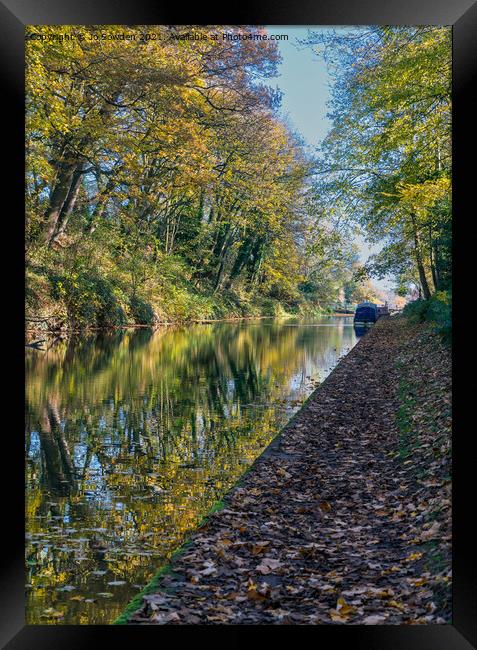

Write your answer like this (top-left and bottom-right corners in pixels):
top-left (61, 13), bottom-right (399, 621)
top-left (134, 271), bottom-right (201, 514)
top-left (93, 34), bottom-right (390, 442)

top-left (387, 600), bottom-right (406, 612)
top-left (335, 596), bottom-right (357, 617)
top-left (405, 552), bottom-right (423, 562)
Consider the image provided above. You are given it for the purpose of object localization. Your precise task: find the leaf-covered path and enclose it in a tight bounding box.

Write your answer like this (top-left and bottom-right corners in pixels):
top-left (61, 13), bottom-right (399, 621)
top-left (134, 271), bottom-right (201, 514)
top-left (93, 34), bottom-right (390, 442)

top-left (126, 317), bottom-right (451, 625)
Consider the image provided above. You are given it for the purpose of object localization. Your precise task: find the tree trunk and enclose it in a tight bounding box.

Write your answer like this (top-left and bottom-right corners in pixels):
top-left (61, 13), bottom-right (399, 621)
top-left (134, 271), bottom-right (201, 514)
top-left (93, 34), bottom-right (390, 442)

top-left (50, 166), bottom-right (84, 242)
top-left (213, 259), bottom-right (226, 293)
top-left (410, 212), bottom-right (432, 300)
top-left (44, 95), bottom-right (121, 246)
top-left (43, 159), bottom-right (79, 245)
top-left (416, 251), bottom-right (432, 300)
top-left (428, 224), bottom-right (439, 291)
top-left (226, 237), bottom-right (254, 288)
top-left (88, 175), bottom-right (117, 233)
top-left (433, 241), bottom-right (442, 290)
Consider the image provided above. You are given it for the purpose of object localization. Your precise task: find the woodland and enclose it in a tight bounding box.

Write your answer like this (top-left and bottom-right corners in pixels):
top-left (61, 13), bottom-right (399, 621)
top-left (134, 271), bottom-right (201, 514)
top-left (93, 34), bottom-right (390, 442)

top-left (26, 26), bottom-right (451, 328)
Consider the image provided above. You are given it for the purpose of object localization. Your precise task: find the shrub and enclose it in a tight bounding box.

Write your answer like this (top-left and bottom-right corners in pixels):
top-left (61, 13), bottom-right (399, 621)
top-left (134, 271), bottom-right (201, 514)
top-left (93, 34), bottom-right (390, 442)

top-left (257, 297), bottom-right (288, 317)
top-left (50, 272), bottom-right (127, 329)
top-left (403, 291), bottom-right (451, 343)
top-left (129, 296), bottom-right (156, 325)
top-left (403, 298), bottom-right (429, 323)
top-left (427, 291), bottom-right (451, 343)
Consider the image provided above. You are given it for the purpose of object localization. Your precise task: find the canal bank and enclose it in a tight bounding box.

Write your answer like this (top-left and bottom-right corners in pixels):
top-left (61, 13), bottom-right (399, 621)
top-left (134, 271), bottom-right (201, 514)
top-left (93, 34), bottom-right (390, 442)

top-left (122, 316), bottom-right (451, 625)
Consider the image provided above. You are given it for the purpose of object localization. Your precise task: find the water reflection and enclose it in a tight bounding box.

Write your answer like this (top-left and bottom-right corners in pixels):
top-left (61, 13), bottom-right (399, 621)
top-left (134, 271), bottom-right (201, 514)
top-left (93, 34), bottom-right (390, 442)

top-left (353, 323), bottom-right (373, 338)
top-left (25, 317), bottom-right (357, 624)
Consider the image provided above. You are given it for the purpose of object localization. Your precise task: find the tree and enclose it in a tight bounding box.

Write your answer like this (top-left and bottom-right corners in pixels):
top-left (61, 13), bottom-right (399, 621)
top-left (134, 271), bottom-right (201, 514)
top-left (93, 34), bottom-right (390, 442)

top-left (27, 25), bottom-right (334, 324)
top-left (305, 26), bottom-right (451, 299)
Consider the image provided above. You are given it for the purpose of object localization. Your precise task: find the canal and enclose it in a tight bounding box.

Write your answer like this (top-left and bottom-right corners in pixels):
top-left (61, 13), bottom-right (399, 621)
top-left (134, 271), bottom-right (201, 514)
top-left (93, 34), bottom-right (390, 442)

top-left (25, 317), bottom-right (358, 624)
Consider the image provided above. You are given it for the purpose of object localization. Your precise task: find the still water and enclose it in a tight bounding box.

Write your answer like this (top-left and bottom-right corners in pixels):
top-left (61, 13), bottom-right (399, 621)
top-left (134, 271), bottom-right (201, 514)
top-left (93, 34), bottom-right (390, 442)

top-left (25, 317), bottom-right (358, 624)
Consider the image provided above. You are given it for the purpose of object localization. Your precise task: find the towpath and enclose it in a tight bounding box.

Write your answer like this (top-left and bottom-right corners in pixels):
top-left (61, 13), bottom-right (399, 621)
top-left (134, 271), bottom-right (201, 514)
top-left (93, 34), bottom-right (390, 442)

top-left (125, 317), bottom-right (451, 625)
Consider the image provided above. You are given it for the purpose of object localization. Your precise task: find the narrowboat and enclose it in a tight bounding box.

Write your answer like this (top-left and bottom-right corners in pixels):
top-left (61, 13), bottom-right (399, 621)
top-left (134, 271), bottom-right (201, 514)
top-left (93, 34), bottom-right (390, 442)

top-left (353, 301), bottom-right (379, 323)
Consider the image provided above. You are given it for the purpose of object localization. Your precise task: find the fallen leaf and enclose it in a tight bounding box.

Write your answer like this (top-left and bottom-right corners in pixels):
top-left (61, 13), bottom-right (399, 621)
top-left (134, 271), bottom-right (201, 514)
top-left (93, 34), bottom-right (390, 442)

top-left (387, 600), bottom-right (407, 612)
top-left (362, 614), bottom-right (387, 624)
top-left (405, 552), bottom-right (423, 562)
top-left (247, 579), bottom-right (271, 601)
top-left (251, 541), bottom-right (270, 555)
top-left (256, 558), bottom-right (282, 574)
top-left (420, 521), bottom-right (441, 541)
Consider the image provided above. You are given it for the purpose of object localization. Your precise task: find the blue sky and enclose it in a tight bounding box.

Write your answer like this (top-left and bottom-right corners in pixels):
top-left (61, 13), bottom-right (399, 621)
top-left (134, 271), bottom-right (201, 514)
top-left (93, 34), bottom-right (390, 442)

top-left (270, 27), bottom-right (332, 149)
top-left (267, 26), bottom-right (393, 293)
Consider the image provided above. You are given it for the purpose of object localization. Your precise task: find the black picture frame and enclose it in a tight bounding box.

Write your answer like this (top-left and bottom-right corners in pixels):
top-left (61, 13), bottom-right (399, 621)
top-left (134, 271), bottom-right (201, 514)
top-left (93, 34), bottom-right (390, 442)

top-left (2, 0), bottom-right (475, 647)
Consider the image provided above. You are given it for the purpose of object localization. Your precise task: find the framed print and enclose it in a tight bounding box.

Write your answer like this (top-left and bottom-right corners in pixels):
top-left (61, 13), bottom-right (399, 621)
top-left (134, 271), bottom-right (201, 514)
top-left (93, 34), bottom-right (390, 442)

top-left (1, 0), bottom-right (476, 647)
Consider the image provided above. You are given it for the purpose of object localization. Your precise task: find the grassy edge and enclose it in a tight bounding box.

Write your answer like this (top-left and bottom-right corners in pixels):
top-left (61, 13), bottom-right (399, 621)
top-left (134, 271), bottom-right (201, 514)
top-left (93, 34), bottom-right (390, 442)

top-left (393, 321), bottom-right (452, 621)
top-left (112, 331), bottom-right (367, 625)
top-left (113, 498), bottom-right (229, 625)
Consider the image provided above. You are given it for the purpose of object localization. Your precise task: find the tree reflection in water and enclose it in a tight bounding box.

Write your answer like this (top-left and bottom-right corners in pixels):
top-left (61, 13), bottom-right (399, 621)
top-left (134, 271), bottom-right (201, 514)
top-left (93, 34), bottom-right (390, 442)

top-left (25, 318), bottom-right (357, 624)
